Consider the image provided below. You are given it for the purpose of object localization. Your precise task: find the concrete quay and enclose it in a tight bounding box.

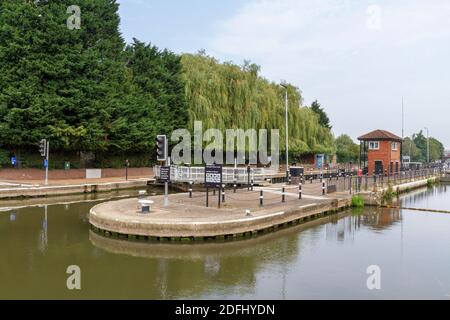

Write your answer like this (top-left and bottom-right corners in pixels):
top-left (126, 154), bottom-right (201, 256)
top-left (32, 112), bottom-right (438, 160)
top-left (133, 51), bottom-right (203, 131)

top-left (0, 179), bottom-right (153, 199)
top-left (89, 186), bottom-right (352, 241)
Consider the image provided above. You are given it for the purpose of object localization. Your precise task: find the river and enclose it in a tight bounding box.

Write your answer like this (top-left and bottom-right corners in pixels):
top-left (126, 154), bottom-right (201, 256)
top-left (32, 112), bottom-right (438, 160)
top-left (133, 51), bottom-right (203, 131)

top-left (1, 184), bottom-right (449, 299)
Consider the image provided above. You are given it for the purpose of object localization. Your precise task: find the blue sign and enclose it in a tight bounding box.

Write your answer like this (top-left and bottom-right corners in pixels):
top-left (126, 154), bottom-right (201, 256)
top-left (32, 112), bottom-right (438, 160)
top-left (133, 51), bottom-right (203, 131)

top-left (11, 156), bottom-right (16, 166)
top-left (43, 159), bottom-right (48, 168)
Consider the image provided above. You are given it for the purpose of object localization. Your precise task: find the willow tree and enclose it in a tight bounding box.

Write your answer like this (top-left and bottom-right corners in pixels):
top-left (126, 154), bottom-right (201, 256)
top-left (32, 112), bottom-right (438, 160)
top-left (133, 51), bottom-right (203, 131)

top-left (181, 53), bottom-right (336, 157)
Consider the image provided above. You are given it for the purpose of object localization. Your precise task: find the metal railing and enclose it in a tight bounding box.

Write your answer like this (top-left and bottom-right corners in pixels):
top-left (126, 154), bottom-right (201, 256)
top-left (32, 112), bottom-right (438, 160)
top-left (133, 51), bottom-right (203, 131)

top-left (330, 167), bottom-right (445, 194)
top-left (154, 165), bottom-right (279, 184)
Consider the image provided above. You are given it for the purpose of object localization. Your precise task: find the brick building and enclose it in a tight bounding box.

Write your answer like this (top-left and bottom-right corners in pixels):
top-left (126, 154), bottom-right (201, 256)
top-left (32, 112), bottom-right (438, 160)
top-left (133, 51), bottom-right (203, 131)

top-left (358, 130), bottom-right (403, 175)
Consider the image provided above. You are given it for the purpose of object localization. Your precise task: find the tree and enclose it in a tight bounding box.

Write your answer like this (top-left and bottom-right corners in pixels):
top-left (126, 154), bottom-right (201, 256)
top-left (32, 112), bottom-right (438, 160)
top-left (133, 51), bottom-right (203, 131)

top-left (181, 53), bottom-right (336, 156)
top-left (335, 134), bottom-right (359, 163)
top-left (310, 100), bottom-right (332, 129)
top-left (410, 131), bottom-right (444, 162)
top-left (403, 137), bottom-right (421, 161)
top-left (0, 0), bottom-right (126, 152)
top-left (0, 1), bottom-right (187, 158)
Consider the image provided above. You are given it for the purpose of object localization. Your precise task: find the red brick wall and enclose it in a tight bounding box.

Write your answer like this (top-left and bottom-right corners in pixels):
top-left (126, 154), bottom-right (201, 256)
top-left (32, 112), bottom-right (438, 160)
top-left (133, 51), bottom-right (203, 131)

top-left (367, 141), bottom-right (401, 174)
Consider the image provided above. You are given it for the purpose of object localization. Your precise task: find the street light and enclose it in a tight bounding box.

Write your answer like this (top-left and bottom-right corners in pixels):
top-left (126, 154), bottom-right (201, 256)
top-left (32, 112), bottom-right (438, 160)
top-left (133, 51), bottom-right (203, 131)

top-left (424, 127), bottom-right (430, 165)
top-left (280, 80), bottom-right (289, 181)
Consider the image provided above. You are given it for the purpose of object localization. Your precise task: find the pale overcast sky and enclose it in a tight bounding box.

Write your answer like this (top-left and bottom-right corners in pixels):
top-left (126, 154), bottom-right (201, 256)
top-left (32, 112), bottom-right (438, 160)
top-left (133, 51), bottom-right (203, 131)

top-left (117, 0), bottom-right (450, 148)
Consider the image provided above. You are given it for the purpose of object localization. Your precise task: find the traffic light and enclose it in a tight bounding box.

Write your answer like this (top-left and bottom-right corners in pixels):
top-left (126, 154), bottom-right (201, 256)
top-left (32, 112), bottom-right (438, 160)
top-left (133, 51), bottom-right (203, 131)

top-left (39, 139), bottom-right (47, 157)
top-left (156, 135), bottom-right (167, 162)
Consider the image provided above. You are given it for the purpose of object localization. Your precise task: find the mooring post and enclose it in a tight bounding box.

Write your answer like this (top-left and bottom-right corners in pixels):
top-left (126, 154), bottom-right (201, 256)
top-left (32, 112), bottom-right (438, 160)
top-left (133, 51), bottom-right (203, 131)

top-left (189, 181), bottom-right (193, 198)
top-left (282, 186), bottom-right (286, 202)
top-left (260, 189), bottom-right (264, 207)
top-left (222, 184), bottom-right (225, 202)
top-left (322, 181), bottom-right (326, 195)
top-left (218, 186), bottom-right (221, 208)
top-left (251, 179), bottom-right (254, 191)
top-left (233, 178), bottom-right (237, 193)
top-left (299, 182), bottom-right (302, 200)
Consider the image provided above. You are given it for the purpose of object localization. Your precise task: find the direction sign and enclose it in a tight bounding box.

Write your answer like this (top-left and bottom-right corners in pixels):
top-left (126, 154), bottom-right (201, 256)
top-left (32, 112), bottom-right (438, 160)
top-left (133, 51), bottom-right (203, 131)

top-left (289, 167), bottom-right (304, 177)
top-left (11, 156), bottom-right (16, 166)
top-left (43, 159), bottom-right (48, 169)
top-left (205, 164), bottom-right (223, 188)
top-left (159, 166), bottom-right (171, 182)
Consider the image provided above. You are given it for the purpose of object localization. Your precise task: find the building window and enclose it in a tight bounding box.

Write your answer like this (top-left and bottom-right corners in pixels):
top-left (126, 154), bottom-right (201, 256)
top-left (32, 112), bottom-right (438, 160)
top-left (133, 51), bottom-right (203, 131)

top-left (369, 141), bottom-right (380, 150)
top-left (392, 142), bottom-right (398, 151)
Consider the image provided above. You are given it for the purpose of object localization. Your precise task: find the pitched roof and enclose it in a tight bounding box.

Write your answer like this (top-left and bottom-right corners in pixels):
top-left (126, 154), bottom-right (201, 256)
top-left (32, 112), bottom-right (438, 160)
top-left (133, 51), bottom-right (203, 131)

top-left (358, 130), bottom-right (403, 142)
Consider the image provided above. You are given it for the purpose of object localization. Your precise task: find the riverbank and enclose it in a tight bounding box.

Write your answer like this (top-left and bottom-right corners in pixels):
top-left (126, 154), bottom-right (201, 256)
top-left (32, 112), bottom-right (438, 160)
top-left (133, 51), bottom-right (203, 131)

top-left (0, 178), bottom-right (154, 199)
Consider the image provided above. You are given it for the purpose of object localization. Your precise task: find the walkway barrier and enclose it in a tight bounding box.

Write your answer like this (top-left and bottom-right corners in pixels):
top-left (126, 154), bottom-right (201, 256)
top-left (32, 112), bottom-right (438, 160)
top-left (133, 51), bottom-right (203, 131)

top-left (332, 167), bottom-right (444, 193)
top-left (154, 165), bottom-right (278, 184)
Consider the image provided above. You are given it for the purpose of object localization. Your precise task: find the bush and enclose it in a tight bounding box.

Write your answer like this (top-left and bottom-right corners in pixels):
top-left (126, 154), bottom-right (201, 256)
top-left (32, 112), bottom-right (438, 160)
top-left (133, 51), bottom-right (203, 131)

top-left (427, 179), bottom-right (435, 188)
top-left (351, 195), bottom-right (365, 208)
top-left (382, 184), bottom-right (396, 204)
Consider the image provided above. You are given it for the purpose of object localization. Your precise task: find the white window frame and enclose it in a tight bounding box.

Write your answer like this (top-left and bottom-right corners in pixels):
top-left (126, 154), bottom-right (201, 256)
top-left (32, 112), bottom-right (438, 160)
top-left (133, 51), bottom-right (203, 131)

top-left (392, 142), bottom-right (398, 151)
top-left (368, 141), bottom-right (380, 150)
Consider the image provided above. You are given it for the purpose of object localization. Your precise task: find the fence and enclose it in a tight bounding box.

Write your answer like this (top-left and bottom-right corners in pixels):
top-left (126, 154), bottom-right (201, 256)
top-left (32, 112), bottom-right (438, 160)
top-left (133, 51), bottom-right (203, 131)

top-left (154, 165), bottom-right (279, 184)
top-left (330, 167), bottom-right (445, 194)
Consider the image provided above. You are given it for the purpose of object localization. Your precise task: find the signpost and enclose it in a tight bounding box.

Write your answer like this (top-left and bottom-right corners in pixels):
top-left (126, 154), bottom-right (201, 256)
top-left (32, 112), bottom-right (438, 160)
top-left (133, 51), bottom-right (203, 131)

top-left (205, 164), bottom-right (223, 208)
top-left (39, 139), bottom-right (50, 185)
top-left (160, 166), bottom-right (171, 183)
top-left (11, 156), bottom-right (16, 167)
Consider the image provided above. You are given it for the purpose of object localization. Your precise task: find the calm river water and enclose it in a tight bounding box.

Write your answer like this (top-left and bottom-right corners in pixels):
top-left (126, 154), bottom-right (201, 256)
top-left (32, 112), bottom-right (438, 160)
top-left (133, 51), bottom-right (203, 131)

top-left (1, 185), bottom-right (449, 300)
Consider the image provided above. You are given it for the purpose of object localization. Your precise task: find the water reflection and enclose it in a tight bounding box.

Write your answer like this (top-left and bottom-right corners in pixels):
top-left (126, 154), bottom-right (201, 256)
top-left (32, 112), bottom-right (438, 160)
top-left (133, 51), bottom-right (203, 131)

top-left (1, 185), bottom-right (449, 299)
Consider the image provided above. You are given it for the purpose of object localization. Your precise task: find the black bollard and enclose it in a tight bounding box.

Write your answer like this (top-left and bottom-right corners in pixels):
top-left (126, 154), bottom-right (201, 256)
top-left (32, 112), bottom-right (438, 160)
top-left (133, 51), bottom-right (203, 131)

top-left (260, 190), bottom-right (264, 207)
top-left (282, 187), bottom-right (285, 203)
top-left (189, 181), bottom-right (193, 198)
top-left (299, 183), bottom-right (302, 200)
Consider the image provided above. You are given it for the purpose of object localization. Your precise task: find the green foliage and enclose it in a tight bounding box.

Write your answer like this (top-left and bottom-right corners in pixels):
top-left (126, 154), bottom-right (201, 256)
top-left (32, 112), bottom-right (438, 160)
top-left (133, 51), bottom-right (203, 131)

top-left (335, 134), bottom-right (359, 163)
top-left (310, 100), bottom-right (332, 129)
top-left (408, 131), bottom-right (445, 162)
top-left (0, 1), bottom-right (186, 158)
top-left (351, 195), bottom-right (364, 208)
top-left (382, 184), bottom-right (396, 204)
top-left (0, 149), bottom-right (10, 167)
top-left (181, 54), bottom-right (336, 155)
top-left (427, 178), bottom-right (435, 188)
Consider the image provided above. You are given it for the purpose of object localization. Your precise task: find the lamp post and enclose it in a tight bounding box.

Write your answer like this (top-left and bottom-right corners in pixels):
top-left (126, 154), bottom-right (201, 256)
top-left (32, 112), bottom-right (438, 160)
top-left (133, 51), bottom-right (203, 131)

top-left (280, 81), bottom-right (289, 181)
top-left (424, 127), bottom-right (430, 165)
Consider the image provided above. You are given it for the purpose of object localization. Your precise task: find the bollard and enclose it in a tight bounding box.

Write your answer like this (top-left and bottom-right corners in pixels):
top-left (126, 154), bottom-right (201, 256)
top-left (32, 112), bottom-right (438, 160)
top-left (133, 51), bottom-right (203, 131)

top-left (246, 209), bottom-right (252, 217)
top-left (251, 179), bottom-right (254, 191)
top-left (260, 189), bottom-right (264, 207)
top-left (188, 181), bottom-right (193, 198)
top-left (233, 179), bottom-right (237, 193)
top-left (138, 190), bottom-right (147, 200)
top-left (299, 183), bottom-right (302, 200)
top-left (320, 172), bottom-right (323, 183)
top-left (282, 187), bottom-right (286, 202)
top-left (222, 184), bottom-right (225, 202)
top-left (310, 176), bottom-right (313, 184)
top-left (322, 182), bottom-right (326, 195)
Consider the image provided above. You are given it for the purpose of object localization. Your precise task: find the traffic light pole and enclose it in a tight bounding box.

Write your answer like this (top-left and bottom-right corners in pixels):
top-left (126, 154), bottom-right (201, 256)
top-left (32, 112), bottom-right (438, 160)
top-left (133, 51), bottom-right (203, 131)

top-left (45, 140), bottom-right (49, 186)
top-left (164, 156), bottom-right (170, 207)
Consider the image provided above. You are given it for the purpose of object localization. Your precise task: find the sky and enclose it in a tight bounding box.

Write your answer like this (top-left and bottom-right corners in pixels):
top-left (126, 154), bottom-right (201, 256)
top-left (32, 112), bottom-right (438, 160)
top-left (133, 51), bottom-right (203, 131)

top-left (117, 0), bottom-right (450, 148)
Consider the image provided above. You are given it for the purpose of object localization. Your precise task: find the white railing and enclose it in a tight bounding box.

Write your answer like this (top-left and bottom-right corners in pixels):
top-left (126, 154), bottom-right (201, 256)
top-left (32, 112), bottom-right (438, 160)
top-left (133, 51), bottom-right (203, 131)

top-left (154, 165), bottom-right (279, 184)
